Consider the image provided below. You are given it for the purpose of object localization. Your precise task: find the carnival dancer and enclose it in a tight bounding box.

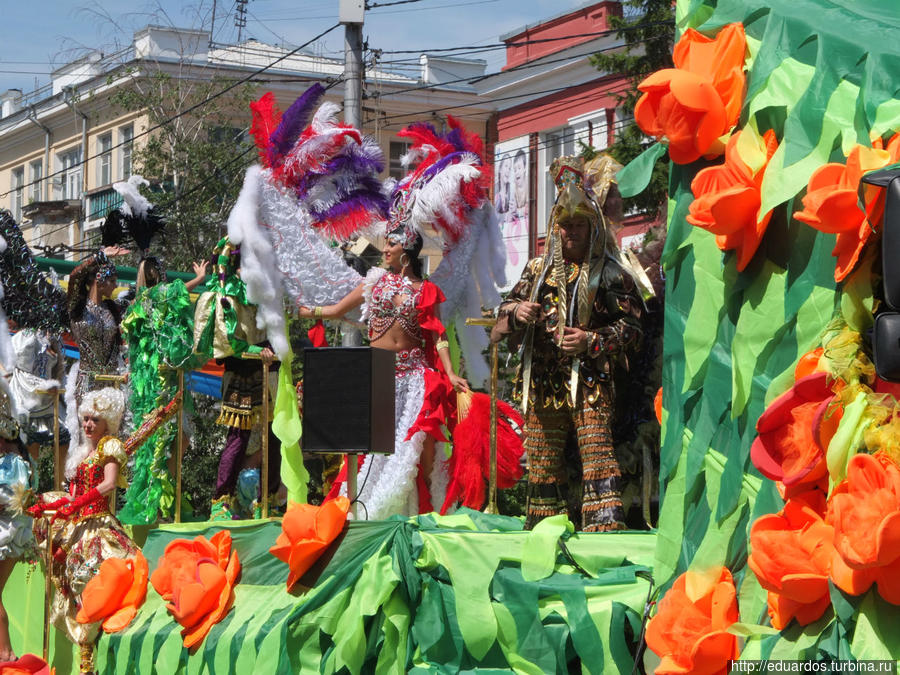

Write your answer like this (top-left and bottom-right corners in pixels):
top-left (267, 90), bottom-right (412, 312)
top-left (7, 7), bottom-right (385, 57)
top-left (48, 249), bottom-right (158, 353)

top-left (491, 155), bottom-right (644, 532)
top-left (0, 385), bottom-right (36, 663)
top-left (66, 248), bottom-right (130, 404)
top-left (28, 387), bottom-right (137, 674)
top-left (193, 237), bottom-right (280, 520)
top-left (299, 224), bottom-right (470, 518)
top-left (8, 323), bottom-right (68, 455)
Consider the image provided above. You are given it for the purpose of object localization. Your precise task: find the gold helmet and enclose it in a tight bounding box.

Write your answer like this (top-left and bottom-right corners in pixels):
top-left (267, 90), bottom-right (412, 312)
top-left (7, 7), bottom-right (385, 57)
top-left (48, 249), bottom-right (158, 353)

top-left (545, 154), bottom-right (623, 333)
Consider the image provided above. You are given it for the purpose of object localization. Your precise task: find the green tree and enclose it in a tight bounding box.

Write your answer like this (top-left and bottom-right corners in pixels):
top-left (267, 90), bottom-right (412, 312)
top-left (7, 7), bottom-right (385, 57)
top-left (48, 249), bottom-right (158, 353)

top-left (109, 68), bottom-right (256, 269)
top-left (589, 0), bottom-right (675, 218)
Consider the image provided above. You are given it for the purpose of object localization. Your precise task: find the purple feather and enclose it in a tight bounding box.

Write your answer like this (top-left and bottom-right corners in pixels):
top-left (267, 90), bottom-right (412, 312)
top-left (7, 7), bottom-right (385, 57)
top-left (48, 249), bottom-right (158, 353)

top-left (266, 84), bottom-right (325, 167)
top-left (312, 191), bottom-right (389, 222)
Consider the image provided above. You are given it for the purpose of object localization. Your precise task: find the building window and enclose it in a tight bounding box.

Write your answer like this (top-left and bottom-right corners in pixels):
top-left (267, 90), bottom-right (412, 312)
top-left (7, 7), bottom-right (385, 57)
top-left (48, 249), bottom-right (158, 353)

top-left (30, 160), bottom-right (42, 203)
top-left (10, 167), bottom-right (24, 221)
top-left (98, 133), bottom-right (112, 187)
top-left (539, 127), bottom-right (575, 232)
top-left (120, 124), bottom-right (134, 180)
top-left (388, 141), bottom-right (411, 180)
top-left (58, 148), bottom-right (83, 201)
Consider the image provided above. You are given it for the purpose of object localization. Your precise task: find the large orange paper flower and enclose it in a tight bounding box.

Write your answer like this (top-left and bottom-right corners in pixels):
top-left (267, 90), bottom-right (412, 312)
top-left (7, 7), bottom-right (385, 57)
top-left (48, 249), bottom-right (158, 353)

top-left (827, 452), bottom-right (900, 604)
top-left (687, 128), bottom-right (778, 271)
top-left (76, 551), bottom-right (148, 633)
top-left (751, 372), bottom-right (841, 498)
top-left (0, 654), bottom-right (51, 675)
top-left (635, 23), bottom-right (746, 164)
top-left (150, 530), bottom-right (241, 648)
top-left (269, 497), bottom-right (350, 590)
top-left (748, 499), bottom-right (833, 630)
top-left (794, 135), bottom-right (900, 282)
top-left (645, 566), bottom-right (739, 675)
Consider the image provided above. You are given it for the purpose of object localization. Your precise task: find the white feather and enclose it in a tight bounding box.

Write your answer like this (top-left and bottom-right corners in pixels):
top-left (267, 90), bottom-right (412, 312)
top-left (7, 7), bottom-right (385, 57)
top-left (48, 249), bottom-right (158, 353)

top-left (226, 166), bottom-right (290, 360)
top-left (112, 175), bottom-right (152, 218)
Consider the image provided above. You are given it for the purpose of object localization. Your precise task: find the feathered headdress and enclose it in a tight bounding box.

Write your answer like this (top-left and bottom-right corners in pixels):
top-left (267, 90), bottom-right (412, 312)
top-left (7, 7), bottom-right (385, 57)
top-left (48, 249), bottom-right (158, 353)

top-left (387, 117), bottom-right (505, 388)
top-left (102, 175), bottom-right (166, 254)
top-left (249, 86), bottom-right (389, 240)
top-left (388, 116), bottom-right (492, 247)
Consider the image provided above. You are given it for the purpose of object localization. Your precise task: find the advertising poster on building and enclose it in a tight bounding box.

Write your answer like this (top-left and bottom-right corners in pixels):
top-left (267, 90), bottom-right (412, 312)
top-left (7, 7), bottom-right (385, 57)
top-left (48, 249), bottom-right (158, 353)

top-left (493, 137), bottom-right (530, 290)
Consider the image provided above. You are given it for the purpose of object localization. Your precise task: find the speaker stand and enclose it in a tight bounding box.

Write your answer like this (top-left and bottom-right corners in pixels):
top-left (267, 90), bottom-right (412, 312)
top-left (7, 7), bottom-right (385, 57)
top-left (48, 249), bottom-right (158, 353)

top-left (347, 454), bottom-right (359, 519)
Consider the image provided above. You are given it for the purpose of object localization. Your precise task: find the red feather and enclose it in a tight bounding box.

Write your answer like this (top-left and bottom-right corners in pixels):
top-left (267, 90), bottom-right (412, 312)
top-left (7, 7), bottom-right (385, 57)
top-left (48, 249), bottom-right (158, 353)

top-left (441, 393), bottom-right (525, 514)
top-left (249, 92), bottom-right (282, 167)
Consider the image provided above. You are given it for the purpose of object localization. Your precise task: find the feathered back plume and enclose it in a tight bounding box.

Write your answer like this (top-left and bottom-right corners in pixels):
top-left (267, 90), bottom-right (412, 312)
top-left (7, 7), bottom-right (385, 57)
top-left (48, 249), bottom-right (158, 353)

top-left (249, 86), bottom-right (389, 240)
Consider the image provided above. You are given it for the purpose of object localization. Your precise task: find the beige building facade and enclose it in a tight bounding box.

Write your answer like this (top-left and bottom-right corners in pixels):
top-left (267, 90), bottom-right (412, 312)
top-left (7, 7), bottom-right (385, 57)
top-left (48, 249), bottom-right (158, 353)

top-left (0, 25), bottom-right (491, 263)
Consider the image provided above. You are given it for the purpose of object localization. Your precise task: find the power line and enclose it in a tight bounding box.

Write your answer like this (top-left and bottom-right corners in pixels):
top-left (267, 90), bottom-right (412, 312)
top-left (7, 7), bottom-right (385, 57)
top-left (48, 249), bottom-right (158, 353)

top-left (0, 22), bottom-right (342, 202)
top-left (372, 18), bottom-right (674, 56)
top-left (366, 0), bottom-right (427, 7)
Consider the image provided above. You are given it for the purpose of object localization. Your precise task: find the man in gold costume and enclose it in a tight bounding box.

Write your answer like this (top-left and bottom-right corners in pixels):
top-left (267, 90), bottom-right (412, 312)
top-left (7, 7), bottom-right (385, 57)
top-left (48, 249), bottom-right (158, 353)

top-left (492, 155), bottom-right (643, 532)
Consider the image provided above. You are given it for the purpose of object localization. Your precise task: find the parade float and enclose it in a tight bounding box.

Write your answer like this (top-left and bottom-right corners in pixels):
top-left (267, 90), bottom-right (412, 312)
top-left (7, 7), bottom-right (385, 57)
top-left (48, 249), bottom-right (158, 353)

top-left (5, 0), bottom-right (900, 672)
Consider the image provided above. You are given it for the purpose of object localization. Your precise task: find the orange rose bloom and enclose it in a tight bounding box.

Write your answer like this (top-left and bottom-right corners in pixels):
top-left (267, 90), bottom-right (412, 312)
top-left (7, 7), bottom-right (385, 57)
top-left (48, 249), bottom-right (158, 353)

top-left (687, 128), bottom-right (778, 271)
top-left (76, 552), bottom-right (149, 633)
top-left (748, 499), bottom-right (833, 630)
top-left (645, 566), bottom-right (739, 675)
top-left (827, 452), bottom-right (900, 604)
top-left (751, 372), bottom-right (841, 498)
top-left (269, 497), bottom-right (350, 590)
top-left (635, 23), bottom-right (746, 164)
top-left (794, 135), bottom-right (900, 282)
top-left (150, 530), bottom-right (241, 648)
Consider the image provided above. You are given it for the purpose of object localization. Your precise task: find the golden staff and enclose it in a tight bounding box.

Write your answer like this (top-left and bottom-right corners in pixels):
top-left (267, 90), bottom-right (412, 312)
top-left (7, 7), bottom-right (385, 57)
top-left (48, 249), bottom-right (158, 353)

top-left (41, 512), bottom-right (56, 662)
top-left (175, 369), bottom-right (185, 523)
top-left (241, 353), bottom-right (270, 518)
top-left (465, 317), bottom-right (499, 514)
top-left (94, 374), bottom-right (127, 387)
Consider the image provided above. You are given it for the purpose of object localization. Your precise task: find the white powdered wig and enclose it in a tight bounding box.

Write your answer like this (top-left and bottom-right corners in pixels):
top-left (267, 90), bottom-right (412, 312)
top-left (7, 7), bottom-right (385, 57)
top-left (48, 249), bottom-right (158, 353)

top-left (112, 175), bottom-right (152, 218)
top-left (226, 166), bottom-right (290, 360)
top-left (64, 386), bottom-right (126, 479)
top-left (429, 203), bottom-right (507, 389)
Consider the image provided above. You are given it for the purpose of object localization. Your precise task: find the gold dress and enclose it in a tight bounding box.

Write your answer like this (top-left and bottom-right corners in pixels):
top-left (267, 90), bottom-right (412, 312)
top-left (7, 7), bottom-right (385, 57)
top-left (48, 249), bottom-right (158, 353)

top-left (33, 437), bottom-right (136, 646)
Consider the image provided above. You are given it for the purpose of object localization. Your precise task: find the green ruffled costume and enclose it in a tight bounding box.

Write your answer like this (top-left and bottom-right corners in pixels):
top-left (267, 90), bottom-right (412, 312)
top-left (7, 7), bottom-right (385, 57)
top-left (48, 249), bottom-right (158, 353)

top-left (119, 279), bottom-right (202, 524)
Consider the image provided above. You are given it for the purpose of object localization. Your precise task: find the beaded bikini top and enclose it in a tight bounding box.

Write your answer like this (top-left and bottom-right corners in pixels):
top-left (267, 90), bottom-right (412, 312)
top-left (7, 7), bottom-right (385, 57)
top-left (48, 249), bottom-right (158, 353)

top-left (367, 273), bottom-right (423, 342)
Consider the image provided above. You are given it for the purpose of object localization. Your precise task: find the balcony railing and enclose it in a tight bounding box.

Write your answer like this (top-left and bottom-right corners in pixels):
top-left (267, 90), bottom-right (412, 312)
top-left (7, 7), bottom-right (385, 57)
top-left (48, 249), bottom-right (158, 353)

top-left (86, 186), bottom-right (123, 222)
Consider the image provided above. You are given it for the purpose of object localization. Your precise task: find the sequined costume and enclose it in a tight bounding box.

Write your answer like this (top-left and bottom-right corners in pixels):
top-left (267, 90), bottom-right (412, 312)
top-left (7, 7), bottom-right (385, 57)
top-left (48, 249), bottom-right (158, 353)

top-left (70, 300), bottom-right (123, 403)
top-left (331, 267), bottom-right (454, 519)
top-left (496, 254), bottom-right (642, 531)
top-left (33, 436), bottom-right (136, 646)
top-left (0, 452), bottom-right (35, 560)
top-left (194, 238), bottom-right (281, 515)
top-left (9, 329), bottom-right (68, 445)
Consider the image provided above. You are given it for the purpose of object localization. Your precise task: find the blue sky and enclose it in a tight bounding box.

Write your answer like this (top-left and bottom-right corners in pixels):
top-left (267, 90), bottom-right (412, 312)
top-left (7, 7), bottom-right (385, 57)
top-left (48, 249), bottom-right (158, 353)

top-left (0, 0), bottom-right (586, 95)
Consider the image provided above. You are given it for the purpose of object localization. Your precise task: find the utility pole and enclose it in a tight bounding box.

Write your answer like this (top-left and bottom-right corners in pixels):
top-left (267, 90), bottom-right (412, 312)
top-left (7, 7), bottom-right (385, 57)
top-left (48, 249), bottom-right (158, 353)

top-left (340, 0), bottom-right (365, 129)
top-left (339, 0), bottom-right (366, 349)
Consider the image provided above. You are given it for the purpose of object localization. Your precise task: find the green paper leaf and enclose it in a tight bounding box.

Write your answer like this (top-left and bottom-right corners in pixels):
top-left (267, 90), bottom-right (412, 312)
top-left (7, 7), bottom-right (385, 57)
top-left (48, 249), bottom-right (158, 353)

top-left (616, 142), bottom-right (667, 198)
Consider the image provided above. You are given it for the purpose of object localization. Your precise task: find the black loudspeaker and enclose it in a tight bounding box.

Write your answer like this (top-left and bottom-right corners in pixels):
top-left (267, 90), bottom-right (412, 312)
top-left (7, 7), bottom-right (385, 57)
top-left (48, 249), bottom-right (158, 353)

top-left (302, 347), bottom-right (395, 453)
top-left (864, 168), bottom-right (900, 309)
top-left (862, 169), bottom-right (900, 381)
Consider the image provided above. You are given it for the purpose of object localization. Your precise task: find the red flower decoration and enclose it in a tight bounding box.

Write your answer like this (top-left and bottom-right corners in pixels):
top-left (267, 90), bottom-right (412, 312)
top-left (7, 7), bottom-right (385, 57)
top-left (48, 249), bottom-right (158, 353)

top-left (76, 551), bottom-right (149, 633)
top-left (150, 530), bottom-right (241, 648)
top-left (0, 654), bottom-right (51, 675)
top-left (748, 499), bottom-right (833, 630)
top-left (794, 135), bottom-right (900, 281)
top-left (687, 128), bottom-right (779, 271)
top-left (645, 566), bottom-right (740, 675)
top-left (751, 372), bottom-right (841, 498)
top-left (635, 23), bottom-right (746, 164)
top-left (827, 452), bottom-right (900, 604)
top-left (269, 497), bottom-right (350, 590)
